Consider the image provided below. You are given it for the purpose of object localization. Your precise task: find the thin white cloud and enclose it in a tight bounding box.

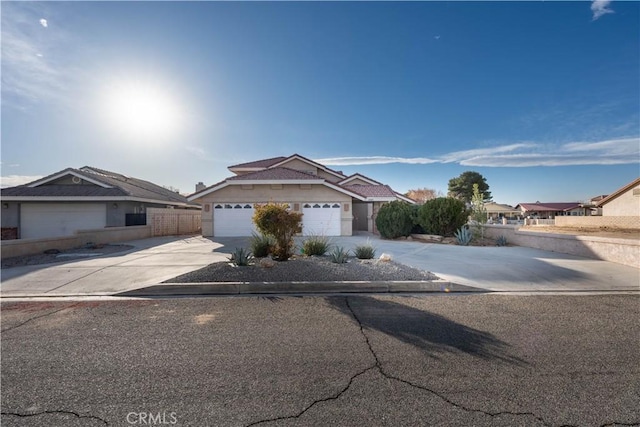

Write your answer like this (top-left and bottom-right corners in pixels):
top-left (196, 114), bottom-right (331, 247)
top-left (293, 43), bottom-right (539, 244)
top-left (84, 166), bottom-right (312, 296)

top-left (39, 18), bottom-right (48, 28)
top-left (316, 156), bottom-right (439, 166)
top-left (1, 175), bottom-right (43, 188)
top-left (315, 137), bottom-right (639, 168)
top-left (591, 0), bottom-right (614, 21)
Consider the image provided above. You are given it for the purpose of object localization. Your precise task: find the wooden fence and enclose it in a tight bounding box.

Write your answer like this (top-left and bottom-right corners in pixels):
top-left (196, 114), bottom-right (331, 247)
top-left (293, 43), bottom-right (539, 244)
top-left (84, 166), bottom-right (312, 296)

top-left (146, 208), bottom-right (201, 237)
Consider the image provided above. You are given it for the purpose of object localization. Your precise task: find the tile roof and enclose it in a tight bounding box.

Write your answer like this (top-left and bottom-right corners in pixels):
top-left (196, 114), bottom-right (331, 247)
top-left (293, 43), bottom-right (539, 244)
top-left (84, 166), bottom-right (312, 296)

top-left (517, 202), bottom-right (581, 212)
top-left (1, 166), bottom-right (196, 206)
top-left (1, 185), bottom-right (126, 198)
top-left (341, 184), bottom-right (397, 198)
top-left (227, 167), bottom-right (320, 181)
top-left (228, 156), bottom-right (288, 169)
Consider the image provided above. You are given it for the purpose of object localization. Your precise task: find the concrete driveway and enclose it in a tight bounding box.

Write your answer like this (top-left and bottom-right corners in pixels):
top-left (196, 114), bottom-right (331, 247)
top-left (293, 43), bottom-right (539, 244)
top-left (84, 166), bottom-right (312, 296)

top-left (1, 234), bottom-right (638, 297)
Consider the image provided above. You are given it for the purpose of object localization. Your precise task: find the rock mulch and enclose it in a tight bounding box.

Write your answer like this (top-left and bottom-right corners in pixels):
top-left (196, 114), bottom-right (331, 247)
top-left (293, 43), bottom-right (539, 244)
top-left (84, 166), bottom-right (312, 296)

top-left (165, 256), bottom-right (439, 283)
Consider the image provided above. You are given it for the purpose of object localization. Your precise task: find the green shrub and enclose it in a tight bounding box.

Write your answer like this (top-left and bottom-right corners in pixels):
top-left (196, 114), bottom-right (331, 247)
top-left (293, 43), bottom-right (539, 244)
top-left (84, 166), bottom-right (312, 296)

top-left (417, 197), bottom-right (469, 237)
top-left (375, 200), bottom-right (414, 239)
top-left (229, 247), bottom-right (253, 266)
top-left (353, 242), bottom-right (376, 259)
top-left (496, 235), bottom-right (508, 247)
top-left (253, 203), bottom-right (302, 261)
top-left (329, 246), bottom-right (350, 264)
top-left (302, 235), bottom-right (331, 256)
top-left (454, 226), bottom-right (473, 246)
top-left (249, 232), bottom-right (274, 258)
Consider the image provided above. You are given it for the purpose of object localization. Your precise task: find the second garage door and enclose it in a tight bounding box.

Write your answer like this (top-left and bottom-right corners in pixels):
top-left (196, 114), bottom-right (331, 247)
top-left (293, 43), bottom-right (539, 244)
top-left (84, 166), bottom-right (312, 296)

top-left (302, 203), bottom-right (341, 236)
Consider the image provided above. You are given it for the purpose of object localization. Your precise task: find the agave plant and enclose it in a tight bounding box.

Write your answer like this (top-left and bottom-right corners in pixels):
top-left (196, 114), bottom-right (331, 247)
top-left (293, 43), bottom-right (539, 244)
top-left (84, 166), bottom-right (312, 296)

top-left (454, 226), bottom-right (473, 246)
top-left (229, 247), bottom-right (253, 266)
top-left (329, 246), bottom-right (350, 264)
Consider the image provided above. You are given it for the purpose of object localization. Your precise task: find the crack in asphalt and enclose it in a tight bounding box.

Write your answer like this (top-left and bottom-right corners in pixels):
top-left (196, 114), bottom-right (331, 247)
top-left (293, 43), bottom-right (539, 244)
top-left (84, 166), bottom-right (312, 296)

top-left (247, 296), bottom-right (624, 427)
top-left (341, 297), bottom-right (561, 427)
top-left (1, 304), bottom-right (79, 333)
top-left (1, 410), bottom-right (109, 425)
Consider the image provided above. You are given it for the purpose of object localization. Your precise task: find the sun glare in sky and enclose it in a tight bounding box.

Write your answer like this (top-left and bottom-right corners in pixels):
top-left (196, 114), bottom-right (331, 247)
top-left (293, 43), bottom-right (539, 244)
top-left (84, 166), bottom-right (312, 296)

top-left (101, 81), bottom-right (183, 143)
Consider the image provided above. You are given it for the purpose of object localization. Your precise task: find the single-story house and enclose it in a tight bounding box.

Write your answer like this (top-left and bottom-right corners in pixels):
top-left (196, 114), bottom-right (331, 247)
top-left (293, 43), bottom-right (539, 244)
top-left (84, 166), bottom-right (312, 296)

top-left (596, 177), bottom-right (640, 216)
top-left (515, 202), bottom-right (590, 219)
top-left (484, 202), bottom-right (521, 221)
top-left (188, 154), bottom-right (415, 237)
top-left (1, 166), bottom-right (199, 240)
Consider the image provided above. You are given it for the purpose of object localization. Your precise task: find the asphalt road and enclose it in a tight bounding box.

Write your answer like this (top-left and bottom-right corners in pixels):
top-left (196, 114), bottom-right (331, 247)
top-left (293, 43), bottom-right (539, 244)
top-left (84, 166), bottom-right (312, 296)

top-left (1, 295), bottom-right (638, 427)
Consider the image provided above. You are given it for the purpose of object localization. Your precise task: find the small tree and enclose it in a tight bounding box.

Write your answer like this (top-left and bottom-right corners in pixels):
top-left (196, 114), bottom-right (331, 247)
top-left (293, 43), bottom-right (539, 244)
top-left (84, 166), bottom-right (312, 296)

top-left (375, 200), bottom-right (414, 239)
top-left (405, 187), bottom-right (442, 204)
top-left (417, 197), bottom-right (469, 237)
top-left (252, 203), bottom-right (302, 261)
top-left (470, 183), bottom-right (487, 240)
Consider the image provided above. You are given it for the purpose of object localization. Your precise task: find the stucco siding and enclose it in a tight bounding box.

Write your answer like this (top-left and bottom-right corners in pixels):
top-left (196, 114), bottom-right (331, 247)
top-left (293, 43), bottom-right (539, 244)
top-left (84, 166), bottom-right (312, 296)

top-left (602, 185), bottom-right (640, 216)
top-left (198, 184), bottom-right (353, 236)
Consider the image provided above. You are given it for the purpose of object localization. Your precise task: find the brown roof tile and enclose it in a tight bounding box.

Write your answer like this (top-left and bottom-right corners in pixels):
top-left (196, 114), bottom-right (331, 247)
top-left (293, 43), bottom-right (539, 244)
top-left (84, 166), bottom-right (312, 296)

top-left (227, 167), bottom-right (321, 181)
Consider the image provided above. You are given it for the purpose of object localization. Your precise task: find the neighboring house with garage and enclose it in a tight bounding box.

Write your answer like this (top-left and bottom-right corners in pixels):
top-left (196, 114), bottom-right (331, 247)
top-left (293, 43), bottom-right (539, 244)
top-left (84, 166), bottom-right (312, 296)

top-left (1, 166), bottom-right (198, 240)
top-left (188, 154), bottom-right (414, 237)
top-left (596, 177), bottom-right (640, 217)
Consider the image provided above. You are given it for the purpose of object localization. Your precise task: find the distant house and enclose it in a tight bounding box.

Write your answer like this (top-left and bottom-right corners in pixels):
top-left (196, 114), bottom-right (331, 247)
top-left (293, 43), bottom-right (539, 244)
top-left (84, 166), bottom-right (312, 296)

top-left (484, 202), bottom-right (521, 221)
top-left (596, 177), bottom-right (640, 216)
top-left (1, 166), bottom-right (199, 240)
top-left (515, 202), bottom-right (590, 219)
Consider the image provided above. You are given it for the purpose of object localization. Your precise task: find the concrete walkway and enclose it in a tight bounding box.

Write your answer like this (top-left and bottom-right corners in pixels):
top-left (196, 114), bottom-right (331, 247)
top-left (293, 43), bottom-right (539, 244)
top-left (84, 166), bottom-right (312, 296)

top-left (1, 234), bottom-right (638, 297)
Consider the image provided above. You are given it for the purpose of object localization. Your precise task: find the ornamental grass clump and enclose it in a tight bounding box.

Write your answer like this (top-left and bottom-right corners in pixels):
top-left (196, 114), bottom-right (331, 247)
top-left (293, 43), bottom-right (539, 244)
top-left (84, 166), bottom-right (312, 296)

top-left (353, 242), bottom-right (376, 259)
top-left (302, 235), bottom-right (331, 256)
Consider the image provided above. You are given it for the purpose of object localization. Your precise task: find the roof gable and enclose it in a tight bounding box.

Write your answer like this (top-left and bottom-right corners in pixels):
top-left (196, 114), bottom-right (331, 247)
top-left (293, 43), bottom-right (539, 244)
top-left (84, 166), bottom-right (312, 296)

top-left (596, 177), bottom-right (640, 206)
top-left (227, 167), bottom-right (321, 181)
top-left (228, 156), bottom-right (288, 172)
top-left (27, 169), bottom-right (112, 189)
top-left (271, 154), bottom-right (346, 180)
top-left (338, 173), bottom-right (383, 186)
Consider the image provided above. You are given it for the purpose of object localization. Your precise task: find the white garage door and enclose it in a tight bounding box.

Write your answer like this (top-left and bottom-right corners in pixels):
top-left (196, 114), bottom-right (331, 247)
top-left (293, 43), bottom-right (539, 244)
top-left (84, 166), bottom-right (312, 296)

top-left (213, 203), bottom-right (258, 237)
top-left (21, 203), bottom-right (107, 239)
top-left (302, 203), bottom-right (341, 236)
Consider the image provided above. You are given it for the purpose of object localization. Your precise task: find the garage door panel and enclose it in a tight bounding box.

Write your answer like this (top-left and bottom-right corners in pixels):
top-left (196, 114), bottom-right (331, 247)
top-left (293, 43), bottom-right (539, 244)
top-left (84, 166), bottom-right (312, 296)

top-left (21, 203), bottom-right (107, 239)
top-left (213, 203), bottom-right (257, 237)
top-left (302, 203), bottom-right (341, 236)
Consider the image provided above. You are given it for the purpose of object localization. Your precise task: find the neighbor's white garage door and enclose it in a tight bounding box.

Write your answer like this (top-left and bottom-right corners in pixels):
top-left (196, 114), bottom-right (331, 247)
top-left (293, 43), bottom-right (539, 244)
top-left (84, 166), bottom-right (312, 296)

top-left (213, 203), bottom-right (258, 237)
top-left (21, 203), bottom-right (107, 239)
top-left (302, 203), bottom-right (341, 236)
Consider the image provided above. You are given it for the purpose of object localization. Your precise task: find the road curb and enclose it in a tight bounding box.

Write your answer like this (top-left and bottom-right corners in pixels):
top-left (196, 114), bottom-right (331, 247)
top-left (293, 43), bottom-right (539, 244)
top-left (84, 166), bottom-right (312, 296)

top-left (115, 280), bottom-right (486, 297)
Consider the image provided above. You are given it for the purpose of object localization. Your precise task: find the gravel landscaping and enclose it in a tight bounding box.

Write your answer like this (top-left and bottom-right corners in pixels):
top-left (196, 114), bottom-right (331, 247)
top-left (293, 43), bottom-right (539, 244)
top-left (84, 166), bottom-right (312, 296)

top-left (165, 256), bottom-right (440, 283)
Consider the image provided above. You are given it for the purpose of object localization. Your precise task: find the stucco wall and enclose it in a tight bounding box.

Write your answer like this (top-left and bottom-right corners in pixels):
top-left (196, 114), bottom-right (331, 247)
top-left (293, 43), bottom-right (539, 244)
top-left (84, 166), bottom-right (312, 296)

top-left (197, 183), bottom-right (353, 236)
top-left (483, 224), bottom-right (639, 268)
top-left (603, 186), bottom-right (640, 216)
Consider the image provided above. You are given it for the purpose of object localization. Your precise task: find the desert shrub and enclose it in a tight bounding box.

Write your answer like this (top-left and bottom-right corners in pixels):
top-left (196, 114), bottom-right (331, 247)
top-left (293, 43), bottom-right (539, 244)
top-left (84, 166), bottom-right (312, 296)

top-left (410, 204), bottom-right (426, 234)
top-left (253, 203), bottom-right (302, 261)
top-left (375, 200), bottom-right (414, 239)
top-left (353, 242), bottom-right (376, 259)
top-left (229, 247), bottom-right (253, 266)
top-left (302, 235), bottom-right (331, 256)
top-left (496, 235), bottom-right (508, 246)
top-left (454, 226), bottom-right (473, 246)
top-left (249, 232), bottom-right (274, 258)
top-left (329, 246), bottom-right (350, 264)
top-left (418, 197), bottom-right (469, 237)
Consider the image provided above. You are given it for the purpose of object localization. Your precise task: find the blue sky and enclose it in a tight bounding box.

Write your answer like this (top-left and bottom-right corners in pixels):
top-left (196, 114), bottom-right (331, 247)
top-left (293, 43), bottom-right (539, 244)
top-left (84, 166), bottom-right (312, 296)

top-left (2, 1), bottom-right (638, 206)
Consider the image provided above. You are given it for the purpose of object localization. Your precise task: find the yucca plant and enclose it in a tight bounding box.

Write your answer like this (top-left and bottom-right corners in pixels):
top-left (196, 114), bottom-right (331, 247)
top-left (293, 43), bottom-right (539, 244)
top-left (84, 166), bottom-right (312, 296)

top-left (353, 242), bottom-right (376, 259)
top-left (249, 233), bottom-right (274, 258)
top-left (329, 246), bottom-right (350, 264)
top-left (454, 226), bottom-right (473, 246)
top-left (302, 235), bottom-right (331, 256)
top-left (496, 235), bottom-right (508, 247)
top-left (229, 247), bottom-right (253, 266)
